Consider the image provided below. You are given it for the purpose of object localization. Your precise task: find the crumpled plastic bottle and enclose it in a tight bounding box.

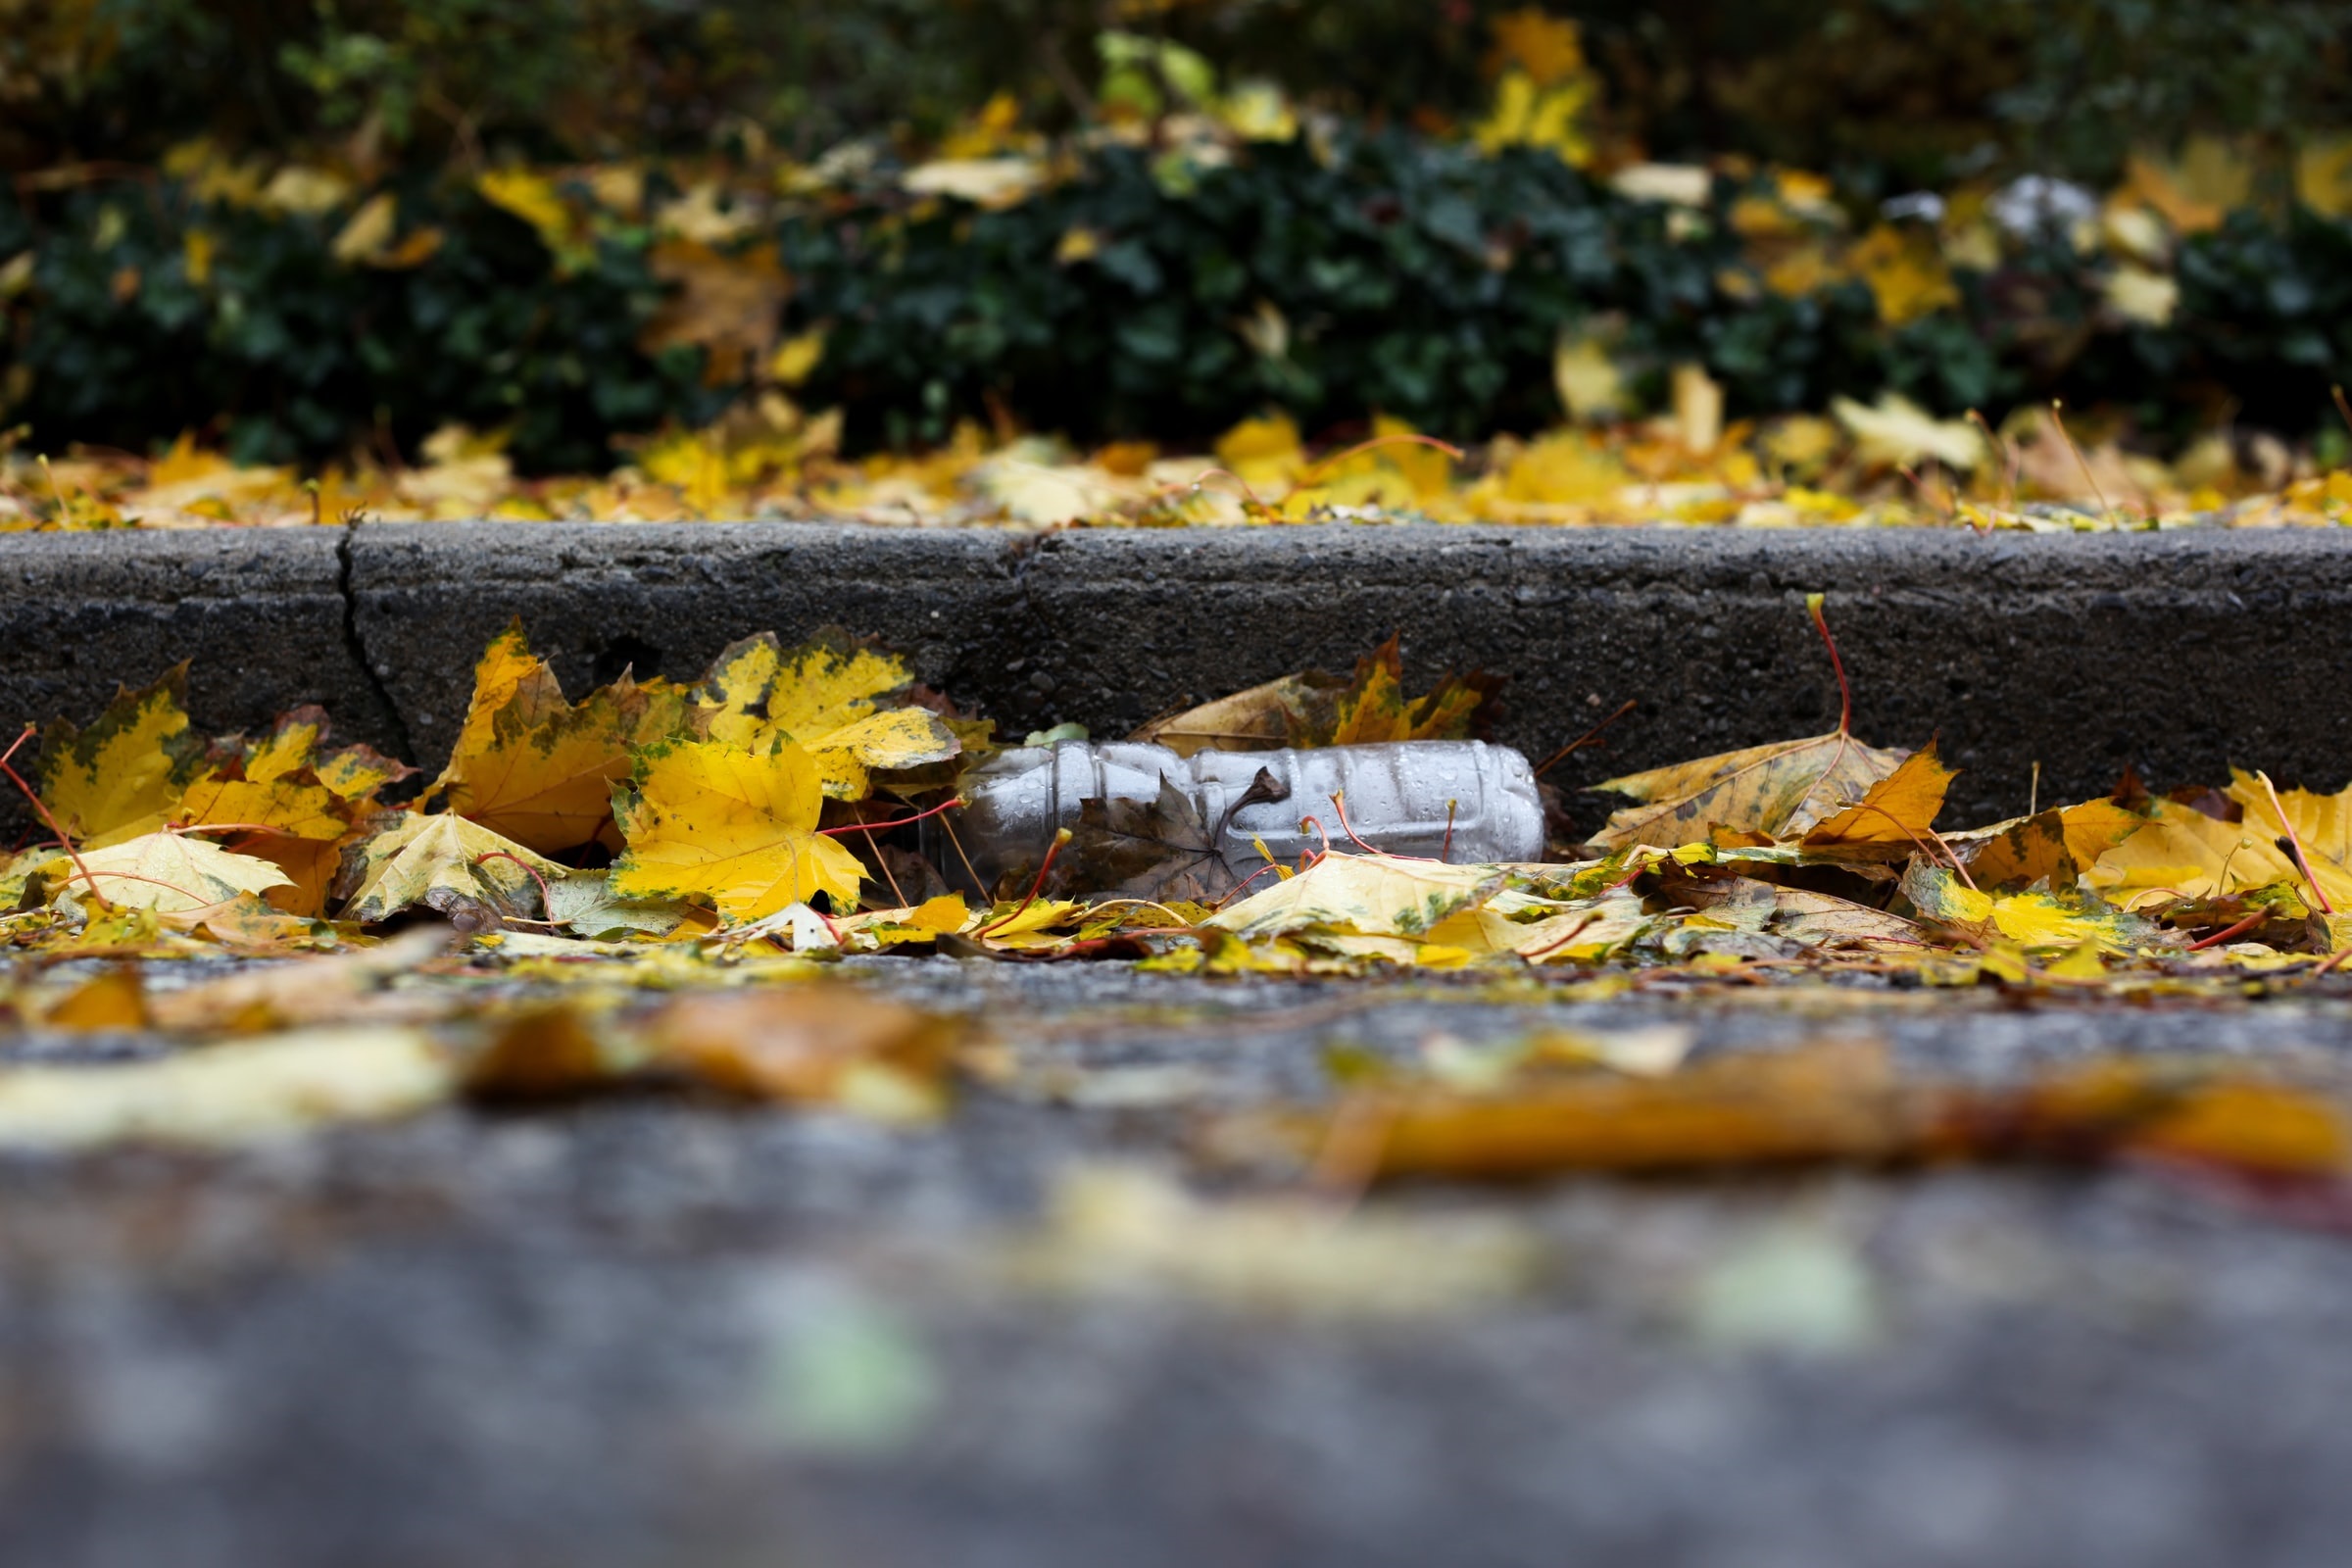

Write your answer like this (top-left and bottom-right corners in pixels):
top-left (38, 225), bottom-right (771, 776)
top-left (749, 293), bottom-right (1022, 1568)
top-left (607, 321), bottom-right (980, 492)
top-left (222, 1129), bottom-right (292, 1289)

top-left (924, 738), bottom-right (1545, 899)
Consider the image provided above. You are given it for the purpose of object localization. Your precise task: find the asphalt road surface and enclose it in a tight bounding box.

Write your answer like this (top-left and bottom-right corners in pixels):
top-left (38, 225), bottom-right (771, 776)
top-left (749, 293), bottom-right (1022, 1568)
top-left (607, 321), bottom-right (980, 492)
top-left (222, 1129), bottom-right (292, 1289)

top-left (6, 961), bottom-right (2352, 1568)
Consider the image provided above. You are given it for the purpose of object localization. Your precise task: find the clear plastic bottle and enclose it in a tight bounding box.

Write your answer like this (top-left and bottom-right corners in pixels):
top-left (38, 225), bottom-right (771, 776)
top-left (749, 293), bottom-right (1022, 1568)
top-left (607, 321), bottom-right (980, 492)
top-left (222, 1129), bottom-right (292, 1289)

top-left (924, 739), bottom-right (1545, 899)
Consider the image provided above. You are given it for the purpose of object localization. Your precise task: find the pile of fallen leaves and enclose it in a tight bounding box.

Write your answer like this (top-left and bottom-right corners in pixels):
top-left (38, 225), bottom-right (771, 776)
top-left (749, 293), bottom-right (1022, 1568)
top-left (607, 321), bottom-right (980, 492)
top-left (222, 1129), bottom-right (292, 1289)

top-left (6, 599), bottom-right (2352, 1000)
top-left (11, 396), bottom-right (2352, 533)
top-left (8, 599), bottom-right (2352, 1193)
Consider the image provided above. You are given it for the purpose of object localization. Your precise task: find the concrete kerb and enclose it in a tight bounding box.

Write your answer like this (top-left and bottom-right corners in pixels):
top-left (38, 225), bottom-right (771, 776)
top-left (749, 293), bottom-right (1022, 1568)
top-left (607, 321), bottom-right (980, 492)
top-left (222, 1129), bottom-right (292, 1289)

top-left (2, 519), bottom-right (2346, 829)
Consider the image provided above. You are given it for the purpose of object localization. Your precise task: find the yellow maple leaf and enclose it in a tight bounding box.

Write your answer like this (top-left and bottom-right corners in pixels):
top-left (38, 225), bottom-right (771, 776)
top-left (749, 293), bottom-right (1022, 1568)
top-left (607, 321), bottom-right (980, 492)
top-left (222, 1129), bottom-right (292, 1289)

top-left (428, 623), bottom-right (691, 853)
top-left (610, 739), bottom-right (865, 921)
top-left (1313, 635), bottom-right (1498, 748)
top-left (639, 239), bottom-right (788, 386)
top-left (310, 744), bottom-right (416, 807)
top-left (695, 631), bottom-right (908, 748)
top-left (1212, 412), bottom-right (1305, 492)
top-left (1327, 652), bottom-right (1405, 746)
top-left (1900, 862), bottom-right (2149, 954)
top-left (174, 774), bottom-right (351, 918)
top-left (804, 707), bottom-right (961, 800)
top-left (48, 832), bottom-right (292, 913)
top-left (2088, 771), bottom-right (2352, 913)
top-left (35, 665), bottom-right (211, 850)
top-left (1799, 744), bottom-right (1955, 855)
top-left (172, 705), bottom-right (416, 916)
top-left (1207, 852), bottom-right (1505, 942)
top-left (344, 814), bottom-right (566, 925)
top-left (210, 706), bottom-right (412, 807)
top-left (1589, 732), bottom-right (1910, 851)
top-left (1954, 800), bottom-right (2142, 890)
top-left (1847, 223), bottom-right (1960, 327)
top-left (688, 632), bottom-right (954, 797)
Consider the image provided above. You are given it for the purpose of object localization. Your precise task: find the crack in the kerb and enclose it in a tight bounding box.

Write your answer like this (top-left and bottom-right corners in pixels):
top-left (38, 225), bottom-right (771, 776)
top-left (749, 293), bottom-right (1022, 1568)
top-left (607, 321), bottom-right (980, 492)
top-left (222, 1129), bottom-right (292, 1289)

top-left (335, 516), bottom-right (419, 766)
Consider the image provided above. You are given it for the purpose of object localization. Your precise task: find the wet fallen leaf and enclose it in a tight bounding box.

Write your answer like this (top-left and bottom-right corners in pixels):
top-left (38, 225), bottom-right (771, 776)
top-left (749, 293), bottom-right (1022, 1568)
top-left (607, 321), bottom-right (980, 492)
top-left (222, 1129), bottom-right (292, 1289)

top-left (0, 1026), bottom-right (455, 1150)
top-left (1318, 635), bottom-right (1501, 748)
top-left (610, 739), bottom-right (865, 921)
top-left (43, 966), bottom-right (149, 1030)
top-left (35, 665), bottom-right (209, 849)
top-left (146, 927), bottom-right (459, 1033)
top-left (1207, 852), bottom-right (1505, 942)
top-left (1955, 799), bottom-right (2143, 890)
top-left (343, 814), bottom-right (566, 926)
top-left (689, 631), bottom-right (955, 799)
top-left (1798, 743), bottom-right (1955, 857)
top-left (1133, 669), bottom-right (1348, 757)
top-left (1212, 1041), bottom-right (2350, 1181)
top-left (1589, 732), bottom-right (1910, 851)
top-left (428, 623), bottom-right (693, 853)
top-left (544, 868), bottom-right (702, 940)
top-left (803, 708), bottom-right (961, 802)
top-left (648, 986), bottom-right (961, 1120)
top-left (48, 831), bottom-right (293, 913)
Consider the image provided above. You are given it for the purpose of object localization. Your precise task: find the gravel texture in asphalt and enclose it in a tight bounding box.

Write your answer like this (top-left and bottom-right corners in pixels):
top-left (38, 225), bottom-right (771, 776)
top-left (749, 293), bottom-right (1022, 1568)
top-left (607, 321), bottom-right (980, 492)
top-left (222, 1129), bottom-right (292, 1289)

top-left (6, 962), bottom-right (2352, 1568)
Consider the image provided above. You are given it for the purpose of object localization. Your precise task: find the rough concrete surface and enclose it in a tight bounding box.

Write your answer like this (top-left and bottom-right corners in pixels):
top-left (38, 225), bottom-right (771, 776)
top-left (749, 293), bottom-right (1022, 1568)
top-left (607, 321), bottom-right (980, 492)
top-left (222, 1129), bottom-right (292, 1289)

top-left (0, 527), bottom-right (385, 751)
top-left (6, 966), bottom-right (2352, 1568)
top-left (4, 519), bottom-right (2348, 823)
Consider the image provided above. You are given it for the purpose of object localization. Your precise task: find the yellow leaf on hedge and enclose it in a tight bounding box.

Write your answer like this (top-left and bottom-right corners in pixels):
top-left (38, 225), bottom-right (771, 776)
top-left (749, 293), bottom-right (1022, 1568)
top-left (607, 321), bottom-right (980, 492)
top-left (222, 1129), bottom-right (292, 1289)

top-left (610, 740), bottom-right (864, 921)
top-left (640, 239), bottom-right (787, 385)
top-left (476, 169), bottom-right (577, 257)
top-left (331, 192), bottom-right (398, 265)
top-left (1848, 223), bottom-right (1960, 327)
top-left (767, 326), bottom-right (827, 386)
top-left (1553, 332), bottom-right (1625, 422)
top-left (1488, 7), bottom-right (1587, 87)
top-left (35, 665), bottom-right (210, 850)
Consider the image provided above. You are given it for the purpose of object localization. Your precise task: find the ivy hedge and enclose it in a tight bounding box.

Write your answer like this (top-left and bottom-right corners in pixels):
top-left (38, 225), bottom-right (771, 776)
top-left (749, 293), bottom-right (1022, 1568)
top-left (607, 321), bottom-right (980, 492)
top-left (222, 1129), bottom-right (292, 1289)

top-left (6, 128), bottom-right (2351, 470)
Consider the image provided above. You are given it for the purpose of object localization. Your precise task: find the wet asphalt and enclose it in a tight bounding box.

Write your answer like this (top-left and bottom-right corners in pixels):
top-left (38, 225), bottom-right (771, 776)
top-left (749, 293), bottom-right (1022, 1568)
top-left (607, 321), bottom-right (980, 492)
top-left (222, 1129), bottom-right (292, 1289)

top-left (6, 960), bottom-right (2352, 1567)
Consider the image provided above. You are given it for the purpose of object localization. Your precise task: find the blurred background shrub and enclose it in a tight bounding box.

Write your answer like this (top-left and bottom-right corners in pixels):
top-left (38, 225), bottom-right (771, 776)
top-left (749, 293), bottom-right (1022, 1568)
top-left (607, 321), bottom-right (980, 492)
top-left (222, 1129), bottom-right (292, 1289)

top-left (3, 0), bottom-right (2349, 469)
top-left (9, 0), bottom-right (2348, 184)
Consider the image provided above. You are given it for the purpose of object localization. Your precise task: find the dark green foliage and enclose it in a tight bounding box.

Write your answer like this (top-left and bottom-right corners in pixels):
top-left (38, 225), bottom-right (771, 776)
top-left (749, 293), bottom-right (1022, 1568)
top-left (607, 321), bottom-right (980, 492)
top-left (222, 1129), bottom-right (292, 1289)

top-left (11, 1), bottom-right (2351, 187)
top-left (0, 180), bottom-right (722, 469)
